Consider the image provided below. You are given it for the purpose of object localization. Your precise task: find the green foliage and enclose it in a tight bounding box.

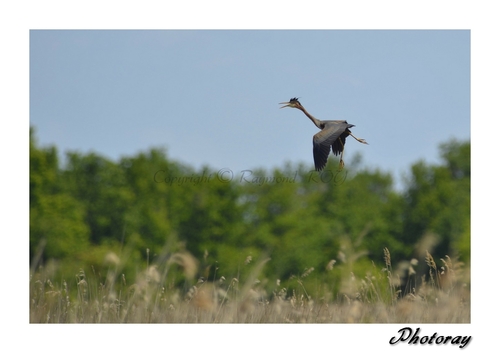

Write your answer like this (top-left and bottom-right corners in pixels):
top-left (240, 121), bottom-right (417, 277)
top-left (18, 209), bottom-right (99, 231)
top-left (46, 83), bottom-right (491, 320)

top-left (62, 152), bottom-right (134, 244)
top-left (402, 139), bottom-right (470, 262)
top-left (30, 129), bottom-right (90, 260)
top-left (29, 127), bottom-right (470, 299)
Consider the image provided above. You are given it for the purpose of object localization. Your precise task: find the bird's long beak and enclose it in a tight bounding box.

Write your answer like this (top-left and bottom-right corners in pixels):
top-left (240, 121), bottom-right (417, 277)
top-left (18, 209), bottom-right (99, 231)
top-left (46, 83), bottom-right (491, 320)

top-left (279, 101), bottom-right (292, 109)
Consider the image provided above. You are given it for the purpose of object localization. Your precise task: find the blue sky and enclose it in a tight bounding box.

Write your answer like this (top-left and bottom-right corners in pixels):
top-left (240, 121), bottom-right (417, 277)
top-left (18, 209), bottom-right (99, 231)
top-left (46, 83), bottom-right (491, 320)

top-left (30, 30), bottom-right (470, 189)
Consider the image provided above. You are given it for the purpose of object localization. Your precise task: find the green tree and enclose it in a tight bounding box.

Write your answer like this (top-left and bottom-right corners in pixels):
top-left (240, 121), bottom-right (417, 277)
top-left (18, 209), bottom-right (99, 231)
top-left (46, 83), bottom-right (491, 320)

top-left (62, 152), bottom-right (134, 245)
top-left (402, 140), bottom-right (470, 262)
top-left (120, 149), bottom-right (178, 252)
top-left (30, 128), bottom-right (90, 261)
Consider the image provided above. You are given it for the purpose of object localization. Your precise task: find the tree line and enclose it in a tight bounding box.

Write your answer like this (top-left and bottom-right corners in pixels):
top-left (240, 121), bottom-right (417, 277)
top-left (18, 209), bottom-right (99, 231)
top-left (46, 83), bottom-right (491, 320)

top-left (30, 127), bottom-right (470, 294)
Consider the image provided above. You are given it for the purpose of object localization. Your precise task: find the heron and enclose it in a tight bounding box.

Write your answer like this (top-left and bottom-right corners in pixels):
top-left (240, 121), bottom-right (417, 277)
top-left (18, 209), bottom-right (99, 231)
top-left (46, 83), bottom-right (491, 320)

top-left (279, 97), bottom-right (368, 171)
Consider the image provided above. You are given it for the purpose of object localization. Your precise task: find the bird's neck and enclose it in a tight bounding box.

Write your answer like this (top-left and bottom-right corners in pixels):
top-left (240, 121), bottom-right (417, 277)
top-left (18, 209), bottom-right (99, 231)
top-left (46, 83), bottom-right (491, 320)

top-left (298, 106), bottom-right (322, 129)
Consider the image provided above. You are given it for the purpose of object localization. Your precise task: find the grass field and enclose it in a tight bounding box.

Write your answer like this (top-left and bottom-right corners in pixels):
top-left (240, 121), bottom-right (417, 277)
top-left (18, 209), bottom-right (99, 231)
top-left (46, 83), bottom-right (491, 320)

top-left (29, 248), bottom-right (470, 323)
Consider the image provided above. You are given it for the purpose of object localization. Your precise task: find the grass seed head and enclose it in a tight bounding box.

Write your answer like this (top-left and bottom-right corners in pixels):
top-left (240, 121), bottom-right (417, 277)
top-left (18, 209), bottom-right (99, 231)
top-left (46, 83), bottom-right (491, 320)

top-left (104, 252), bottom-right (120, 266)
top-left (169, 252), bottom-right (199, 280)
top-left (326, 259), bottom-right (336, 271)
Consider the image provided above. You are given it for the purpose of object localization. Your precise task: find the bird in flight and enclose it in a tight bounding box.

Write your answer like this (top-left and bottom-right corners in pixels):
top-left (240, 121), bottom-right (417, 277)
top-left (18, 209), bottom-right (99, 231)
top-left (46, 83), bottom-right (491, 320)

top-left (279, 97), bottom-right (368, 171)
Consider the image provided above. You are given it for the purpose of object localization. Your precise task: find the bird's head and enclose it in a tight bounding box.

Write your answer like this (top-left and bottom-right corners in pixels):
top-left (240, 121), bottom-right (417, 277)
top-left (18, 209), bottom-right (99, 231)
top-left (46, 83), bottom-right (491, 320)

top-left (279, 97), bottom-right (303, 109)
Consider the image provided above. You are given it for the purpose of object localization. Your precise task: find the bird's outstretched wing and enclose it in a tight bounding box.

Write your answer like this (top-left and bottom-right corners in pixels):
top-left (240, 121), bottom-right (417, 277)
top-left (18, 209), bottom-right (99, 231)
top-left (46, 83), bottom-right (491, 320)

top-left (312, 121), bottom-right (353, 171)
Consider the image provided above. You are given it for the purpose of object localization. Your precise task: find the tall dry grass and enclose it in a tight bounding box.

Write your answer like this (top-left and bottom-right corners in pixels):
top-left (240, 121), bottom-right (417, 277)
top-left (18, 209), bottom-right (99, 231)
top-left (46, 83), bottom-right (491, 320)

top-left (30, 248), bottom-right (469, 323)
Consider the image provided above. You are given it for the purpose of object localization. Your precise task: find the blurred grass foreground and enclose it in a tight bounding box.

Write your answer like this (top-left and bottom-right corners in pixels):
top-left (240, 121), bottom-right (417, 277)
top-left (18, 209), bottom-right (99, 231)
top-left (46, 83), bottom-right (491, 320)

top-left (30, 247), bottom-right (469, 323)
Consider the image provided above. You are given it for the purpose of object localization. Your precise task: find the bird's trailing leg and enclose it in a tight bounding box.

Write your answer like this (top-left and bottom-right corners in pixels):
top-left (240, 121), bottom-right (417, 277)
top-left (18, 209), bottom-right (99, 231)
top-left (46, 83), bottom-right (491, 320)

top-left (338, 139), bottom-right (345, 171)
top-left (349, 132), bottom-right (368, 145)
top-left (338, 158), bottom-right (345, 171)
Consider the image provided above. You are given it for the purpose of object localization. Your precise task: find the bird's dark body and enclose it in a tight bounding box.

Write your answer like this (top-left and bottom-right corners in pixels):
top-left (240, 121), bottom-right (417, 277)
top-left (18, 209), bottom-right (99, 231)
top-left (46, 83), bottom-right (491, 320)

top-left (331, 127), bottom-right (352, 156)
